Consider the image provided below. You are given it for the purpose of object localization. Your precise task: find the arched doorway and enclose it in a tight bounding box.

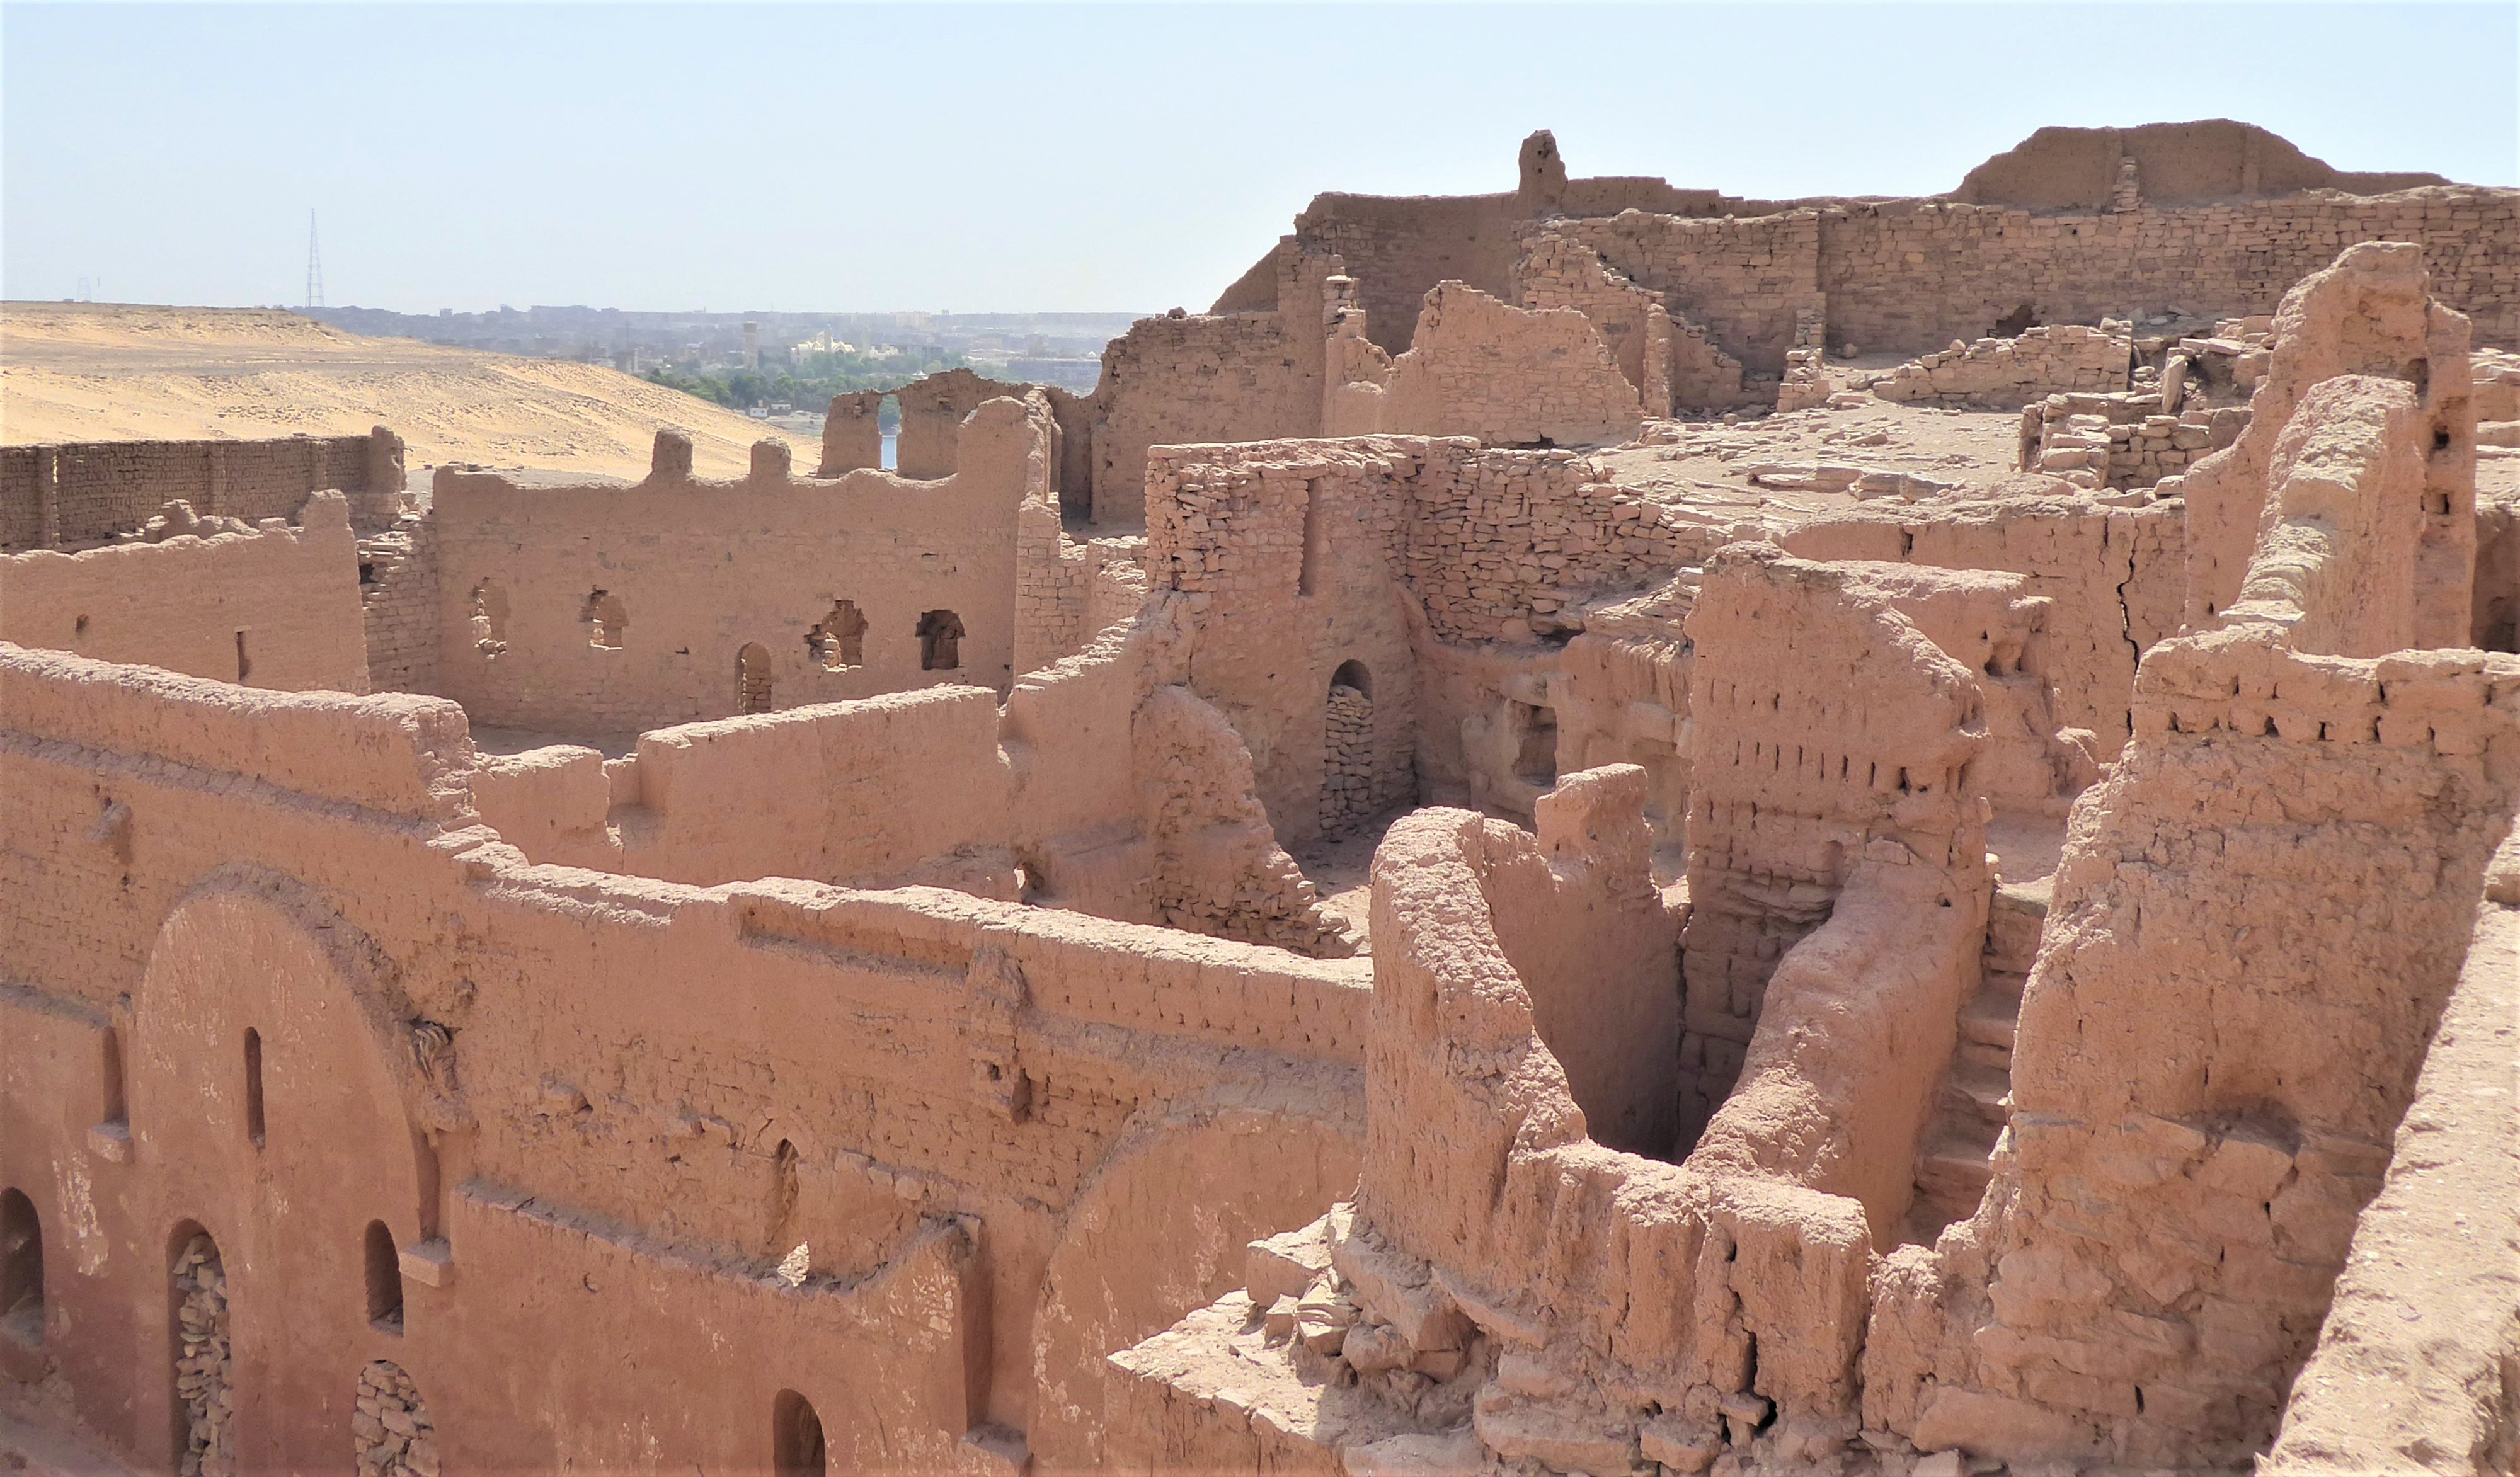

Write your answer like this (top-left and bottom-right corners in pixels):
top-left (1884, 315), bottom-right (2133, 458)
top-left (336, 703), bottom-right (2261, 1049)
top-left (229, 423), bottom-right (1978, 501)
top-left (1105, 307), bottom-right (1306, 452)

top-left (1320, 661), bottom-right (1374, 839)
top-left (737, 642), bottom-right (774, 714)
top-left (171, 1227), bottom-right (232, 1476)
top-left (917, 610), bottom-right (963, 671)
top-left (353, 1360), bottom-right (437, 1477)
top-left (772, 1389), bottom-right (827, 1476)
top-left (0, 1189), bottom-right (41, 1354)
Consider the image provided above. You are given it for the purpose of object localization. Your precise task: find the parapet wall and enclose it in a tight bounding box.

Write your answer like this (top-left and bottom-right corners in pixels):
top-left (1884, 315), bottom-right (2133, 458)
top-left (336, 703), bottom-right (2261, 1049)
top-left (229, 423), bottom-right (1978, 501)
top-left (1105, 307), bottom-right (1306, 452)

top-left (1280, 139), bottom-right (2509, 411)
top-left (0, 491), bottom-right (371, 693)
top-left (433, 411), bottom-right (1042, 740)
top-left (1817, 190), bottom-right (2512, 367)
top-left (0, 427), bottom-right (403, 552)
top-left (627, 687), bottom-right (1013, 892)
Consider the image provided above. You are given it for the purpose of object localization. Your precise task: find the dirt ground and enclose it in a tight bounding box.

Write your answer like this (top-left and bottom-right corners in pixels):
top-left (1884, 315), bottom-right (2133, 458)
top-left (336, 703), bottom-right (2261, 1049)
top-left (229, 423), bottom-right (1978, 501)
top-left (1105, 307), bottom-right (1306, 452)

top-left (1, 302), bottom-right (814, 482)
top-left (1593, 397), bottom-right (2065, 533)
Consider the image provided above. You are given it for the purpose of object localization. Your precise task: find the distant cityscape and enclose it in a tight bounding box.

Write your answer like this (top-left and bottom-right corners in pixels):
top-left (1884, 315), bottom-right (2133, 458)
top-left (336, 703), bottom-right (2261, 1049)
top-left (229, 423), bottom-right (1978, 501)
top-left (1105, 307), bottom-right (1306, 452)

top-left (306, 304), bottom-right (1145, 396)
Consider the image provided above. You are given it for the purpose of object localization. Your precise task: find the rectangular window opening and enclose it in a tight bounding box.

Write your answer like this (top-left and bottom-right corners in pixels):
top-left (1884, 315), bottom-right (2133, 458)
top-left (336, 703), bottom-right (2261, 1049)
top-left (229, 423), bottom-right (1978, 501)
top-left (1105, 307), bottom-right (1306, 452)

top-left (243, 1028), bottom-right (265, 1148)
top-left (1298, 479), bottom-right (1324, 597)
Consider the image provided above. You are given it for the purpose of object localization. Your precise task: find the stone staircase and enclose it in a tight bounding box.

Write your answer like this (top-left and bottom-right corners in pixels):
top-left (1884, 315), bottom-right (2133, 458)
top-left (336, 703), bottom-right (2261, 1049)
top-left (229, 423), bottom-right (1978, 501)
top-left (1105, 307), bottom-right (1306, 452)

top-left (1902, 883), bottom-right (2047, 1245)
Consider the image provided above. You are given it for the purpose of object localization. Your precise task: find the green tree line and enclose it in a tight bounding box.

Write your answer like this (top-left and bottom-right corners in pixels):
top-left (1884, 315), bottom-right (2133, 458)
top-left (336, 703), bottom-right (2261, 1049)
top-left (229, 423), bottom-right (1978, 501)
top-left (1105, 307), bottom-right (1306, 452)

top-left (644, 347), bottom-right (977, 423)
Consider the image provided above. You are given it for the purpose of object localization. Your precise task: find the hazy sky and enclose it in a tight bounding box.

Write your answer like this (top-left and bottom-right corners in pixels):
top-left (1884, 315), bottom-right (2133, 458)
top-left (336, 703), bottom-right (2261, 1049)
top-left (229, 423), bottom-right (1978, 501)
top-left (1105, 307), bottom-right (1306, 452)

top-left (6, 3), bottom-right (2512, 315)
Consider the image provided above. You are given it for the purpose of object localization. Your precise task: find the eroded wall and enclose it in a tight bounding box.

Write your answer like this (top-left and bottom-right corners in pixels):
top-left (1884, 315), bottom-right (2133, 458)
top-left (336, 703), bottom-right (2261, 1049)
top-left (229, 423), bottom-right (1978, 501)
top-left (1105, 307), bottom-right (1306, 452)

top-left (0, 491), bottom-right (369, 693)
top-left (1869, 632), bottom-right (2520, 1466)
top-left (0, 643), bottom-right (1369, 1473)
top-left (1, 428), bottom-right (402, 553)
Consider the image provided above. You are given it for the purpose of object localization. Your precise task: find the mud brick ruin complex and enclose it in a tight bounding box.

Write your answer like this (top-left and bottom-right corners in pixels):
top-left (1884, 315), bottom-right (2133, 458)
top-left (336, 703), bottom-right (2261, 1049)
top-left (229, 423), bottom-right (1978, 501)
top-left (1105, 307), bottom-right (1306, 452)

top-left (3, 119), bottom-right (2518, 1475)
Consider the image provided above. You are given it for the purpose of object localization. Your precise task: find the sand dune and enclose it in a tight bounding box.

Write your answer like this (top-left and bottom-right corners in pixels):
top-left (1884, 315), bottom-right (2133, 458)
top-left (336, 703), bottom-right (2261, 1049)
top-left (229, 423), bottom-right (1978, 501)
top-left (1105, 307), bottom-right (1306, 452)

top-left (1, 302), bottom-right (815, 481)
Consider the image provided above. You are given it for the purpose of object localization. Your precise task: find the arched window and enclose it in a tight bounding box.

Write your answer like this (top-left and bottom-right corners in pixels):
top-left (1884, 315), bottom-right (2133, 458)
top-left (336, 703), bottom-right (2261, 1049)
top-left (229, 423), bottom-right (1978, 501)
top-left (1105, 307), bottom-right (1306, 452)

top-left (808, 601), bottom-right (866, 670)
top-left (737, 643), bottom-right (774, 714)
top-left (364, 1221), bottom-right (404, 1332)
top-left (0, 1189), bottom-right (41, 1349)
top-left (917, 610), bottom-right (964, 671)
top-left (584, 588), bottom-right (627, 649)
top-left (355, 1362), bottom-right (437, 1476)
top-left (243, 1027), bottom-right (266, 1148)
top-left (773, 1389), bottom-right (827, 1477)
top-left (1330, 659), bottom-right (1372, 699)
top-left (171, 1229), bottom-right (231, 1474)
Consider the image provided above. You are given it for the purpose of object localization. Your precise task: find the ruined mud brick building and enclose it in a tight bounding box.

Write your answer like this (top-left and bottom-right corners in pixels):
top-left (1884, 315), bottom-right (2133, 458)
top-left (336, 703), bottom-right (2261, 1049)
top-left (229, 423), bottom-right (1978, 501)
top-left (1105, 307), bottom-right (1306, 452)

top-left (3, 120), bottom-right (2517, 1475)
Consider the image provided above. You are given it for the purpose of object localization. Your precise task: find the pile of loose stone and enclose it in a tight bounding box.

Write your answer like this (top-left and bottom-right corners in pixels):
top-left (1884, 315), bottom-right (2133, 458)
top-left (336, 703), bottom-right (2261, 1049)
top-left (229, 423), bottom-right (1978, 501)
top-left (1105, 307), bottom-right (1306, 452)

top-left (354, 1360), bottom-right (440, 1477)
top-left (2020, 392), bottom-right (2247, 489)
top-left (1239, 1212), bottom-right (1485, 1432)
top-left (173, 1235), bottom-right (233, 1477)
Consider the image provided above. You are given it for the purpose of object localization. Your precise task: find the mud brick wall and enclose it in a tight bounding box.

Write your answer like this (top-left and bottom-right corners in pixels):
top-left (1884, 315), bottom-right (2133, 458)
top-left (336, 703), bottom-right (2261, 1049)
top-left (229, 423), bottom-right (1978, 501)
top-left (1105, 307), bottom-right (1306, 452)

top-left (1090, 312), bottom-right (1315, 525)
top-left (0, 491), bottom-right (369, 693)
top-left (2, 432), bottom-right (391, 552)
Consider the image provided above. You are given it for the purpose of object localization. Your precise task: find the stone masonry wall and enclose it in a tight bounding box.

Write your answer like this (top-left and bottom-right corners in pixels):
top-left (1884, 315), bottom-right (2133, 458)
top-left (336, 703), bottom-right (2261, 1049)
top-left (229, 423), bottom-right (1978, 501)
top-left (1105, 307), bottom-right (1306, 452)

top-left (1318, 683), bottom-right (1375, 839)
top-left (1513, 231), bottom-right (1661, 398)
top-left (1818, 188), bottom-right (2517, 363)
top-left (1290, 193), bottom-right (1526, 357)
top-left (1089, 312), bottom-right (1314, 526)
top-left (1872, 321), bottom-right (2132, 408)
top-left (1400, 445), bottom-right (1721, 644)
top-left (2022, 392), bottom-right (2248, 490)
top-left (353, 1360), bottom-right (438, 1477)
top-left (1552, 210), bottom-right (1828, 379)
top-left (359, 511), bottom-right (440, 695)
top-left (1143, 439), bottom-right (1421, 847)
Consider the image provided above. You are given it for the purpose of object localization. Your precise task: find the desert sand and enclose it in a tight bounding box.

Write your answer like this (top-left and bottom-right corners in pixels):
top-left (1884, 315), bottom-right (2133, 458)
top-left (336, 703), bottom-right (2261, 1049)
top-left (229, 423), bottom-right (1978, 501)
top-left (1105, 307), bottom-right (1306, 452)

top-left (0, 301), bottom-right (811, 481)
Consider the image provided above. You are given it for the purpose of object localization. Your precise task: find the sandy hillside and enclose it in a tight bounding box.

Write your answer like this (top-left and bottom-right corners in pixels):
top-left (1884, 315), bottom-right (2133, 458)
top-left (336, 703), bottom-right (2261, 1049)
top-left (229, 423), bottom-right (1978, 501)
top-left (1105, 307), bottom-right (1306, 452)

top-left (1, 302), bottom-right (816, 481)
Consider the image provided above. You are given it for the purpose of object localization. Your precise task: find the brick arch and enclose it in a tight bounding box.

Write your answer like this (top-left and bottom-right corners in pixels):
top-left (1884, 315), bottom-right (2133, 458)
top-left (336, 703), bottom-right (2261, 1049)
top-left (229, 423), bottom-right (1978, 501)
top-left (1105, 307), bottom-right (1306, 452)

top-left (1028, 1100), bottom-right (1360, 1468)
top-left (129, 869), bottom-right (440, 1471)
